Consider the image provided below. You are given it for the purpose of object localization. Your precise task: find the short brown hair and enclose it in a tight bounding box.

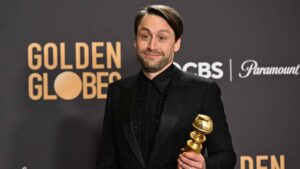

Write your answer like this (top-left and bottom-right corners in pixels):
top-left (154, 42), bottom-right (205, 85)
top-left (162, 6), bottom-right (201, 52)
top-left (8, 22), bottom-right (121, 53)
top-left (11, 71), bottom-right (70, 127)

top-left (134, 5), bottom-right (184, 41)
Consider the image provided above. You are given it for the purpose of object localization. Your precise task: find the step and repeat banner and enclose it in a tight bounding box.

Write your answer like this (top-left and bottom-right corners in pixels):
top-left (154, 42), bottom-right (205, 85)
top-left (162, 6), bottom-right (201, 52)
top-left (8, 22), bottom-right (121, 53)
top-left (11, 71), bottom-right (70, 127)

top-left (1, 0), bottom-right (299, 169)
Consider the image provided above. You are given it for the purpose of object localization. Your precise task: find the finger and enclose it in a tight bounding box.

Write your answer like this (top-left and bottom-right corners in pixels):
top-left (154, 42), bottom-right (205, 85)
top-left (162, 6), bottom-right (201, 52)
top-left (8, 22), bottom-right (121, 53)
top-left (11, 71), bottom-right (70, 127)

top-left (177, 158), bottom-right (184, 166)
top-left (183, 152), bottom-right (204, 162)
top-left (178, 158), bottom-right (191, 169)
top-left (177, 163), bottom-right (183, 169)
top-left (179, 154), bottom-right (200, 168)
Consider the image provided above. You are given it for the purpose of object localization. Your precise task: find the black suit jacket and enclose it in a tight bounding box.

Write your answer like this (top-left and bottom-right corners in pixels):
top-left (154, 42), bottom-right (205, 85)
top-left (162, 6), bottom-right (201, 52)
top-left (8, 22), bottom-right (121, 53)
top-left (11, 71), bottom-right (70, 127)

top-left (98, 66), bottom-right (236, 169)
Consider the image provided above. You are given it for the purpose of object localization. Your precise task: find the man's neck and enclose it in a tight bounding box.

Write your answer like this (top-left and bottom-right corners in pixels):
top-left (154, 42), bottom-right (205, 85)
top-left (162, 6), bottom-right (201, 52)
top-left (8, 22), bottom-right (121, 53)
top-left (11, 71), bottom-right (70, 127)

top-left (143, 62), bottom-right (173, 80)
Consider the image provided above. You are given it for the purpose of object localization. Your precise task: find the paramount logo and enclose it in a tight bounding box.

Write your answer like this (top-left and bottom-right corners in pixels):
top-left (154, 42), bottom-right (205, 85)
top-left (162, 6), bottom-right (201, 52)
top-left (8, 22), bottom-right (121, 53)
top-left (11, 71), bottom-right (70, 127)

top-left (239, 60), bottom-right (300, 78)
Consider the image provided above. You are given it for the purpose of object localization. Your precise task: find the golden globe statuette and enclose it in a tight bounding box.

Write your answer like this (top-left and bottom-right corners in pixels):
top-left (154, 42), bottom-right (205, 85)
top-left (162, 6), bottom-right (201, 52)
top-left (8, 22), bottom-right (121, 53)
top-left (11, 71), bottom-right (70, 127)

top-left (185, 114), bottom-right (213, 154)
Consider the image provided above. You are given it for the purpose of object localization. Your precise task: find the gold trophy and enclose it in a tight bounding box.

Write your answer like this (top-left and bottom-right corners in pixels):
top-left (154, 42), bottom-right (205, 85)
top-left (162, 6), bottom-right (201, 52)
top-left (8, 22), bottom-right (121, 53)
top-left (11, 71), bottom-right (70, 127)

top-left (185, 114), bottom-right (213, 154)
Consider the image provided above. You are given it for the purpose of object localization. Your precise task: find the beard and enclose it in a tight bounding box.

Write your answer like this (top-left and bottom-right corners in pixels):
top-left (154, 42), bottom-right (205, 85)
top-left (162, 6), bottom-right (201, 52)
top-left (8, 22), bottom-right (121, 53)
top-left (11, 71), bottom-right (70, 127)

top-left (137, 49), bottom-right (172, 73)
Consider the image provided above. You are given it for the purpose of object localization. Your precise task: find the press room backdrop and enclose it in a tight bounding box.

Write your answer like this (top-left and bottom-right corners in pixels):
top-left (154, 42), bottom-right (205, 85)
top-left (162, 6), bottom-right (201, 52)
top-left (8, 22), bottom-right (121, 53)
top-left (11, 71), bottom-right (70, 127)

top-left (1, 0), bottom-right (299, 169)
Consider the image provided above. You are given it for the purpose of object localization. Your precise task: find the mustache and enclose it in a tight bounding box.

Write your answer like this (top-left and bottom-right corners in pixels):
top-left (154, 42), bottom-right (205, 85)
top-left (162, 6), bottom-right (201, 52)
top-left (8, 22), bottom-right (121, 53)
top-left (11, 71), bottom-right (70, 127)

top-left (142, 50), bottom-right (163, 55)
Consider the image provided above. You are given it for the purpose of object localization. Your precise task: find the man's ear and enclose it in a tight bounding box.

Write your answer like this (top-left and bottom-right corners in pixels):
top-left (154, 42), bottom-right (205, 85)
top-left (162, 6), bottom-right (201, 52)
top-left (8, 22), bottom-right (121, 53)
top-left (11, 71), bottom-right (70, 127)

top-left (134, 39), bottom-right (136, 48)
top-left (174, 38), bottom-right (181, 52)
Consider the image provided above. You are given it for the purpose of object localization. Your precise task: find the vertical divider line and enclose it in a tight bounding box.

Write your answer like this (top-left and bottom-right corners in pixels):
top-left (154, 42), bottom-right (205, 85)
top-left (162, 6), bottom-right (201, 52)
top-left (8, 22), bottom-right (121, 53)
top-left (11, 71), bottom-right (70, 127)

top-left (229, 58), bottom-right (233, 82)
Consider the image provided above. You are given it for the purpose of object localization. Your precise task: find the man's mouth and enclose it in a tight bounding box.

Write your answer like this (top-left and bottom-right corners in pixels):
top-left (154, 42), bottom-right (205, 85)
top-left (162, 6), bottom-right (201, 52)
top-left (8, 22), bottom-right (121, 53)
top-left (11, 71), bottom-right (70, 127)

top-left (143, 51), bottom-right (162, 57)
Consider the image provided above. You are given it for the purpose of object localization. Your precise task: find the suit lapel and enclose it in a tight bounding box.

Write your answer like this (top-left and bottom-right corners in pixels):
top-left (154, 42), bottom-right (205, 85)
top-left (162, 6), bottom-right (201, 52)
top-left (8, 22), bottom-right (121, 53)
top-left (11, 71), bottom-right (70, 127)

top-left (119, 75), bottom-right (146, 168)
top-left (148, 68), bottom-right (187, 165)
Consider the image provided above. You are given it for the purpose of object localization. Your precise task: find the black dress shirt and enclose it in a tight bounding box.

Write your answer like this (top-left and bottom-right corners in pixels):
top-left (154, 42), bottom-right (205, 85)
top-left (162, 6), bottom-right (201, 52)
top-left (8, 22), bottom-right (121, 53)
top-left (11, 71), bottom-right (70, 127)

top-left (131, 65), bottom-right (174, 164)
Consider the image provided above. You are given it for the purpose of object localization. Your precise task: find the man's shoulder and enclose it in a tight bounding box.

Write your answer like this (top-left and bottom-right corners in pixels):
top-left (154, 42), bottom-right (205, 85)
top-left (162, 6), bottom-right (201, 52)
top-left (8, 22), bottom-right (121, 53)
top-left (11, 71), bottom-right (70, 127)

top-left (178, 68), bottom-right (214, 86)
top-left (177, 69), bottom-right (221, 95)
top-left (109, 73), bottom-right (138, 89)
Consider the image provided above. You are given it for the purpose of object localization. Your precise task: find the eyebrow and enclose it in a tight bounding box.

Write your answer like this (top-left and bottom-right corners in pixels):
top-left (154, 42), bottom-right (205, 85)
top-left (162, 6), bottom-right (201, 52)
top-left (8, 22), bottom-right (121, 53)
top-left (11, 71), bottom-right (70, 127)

top-left (139, 27), bottom-right (171, 35)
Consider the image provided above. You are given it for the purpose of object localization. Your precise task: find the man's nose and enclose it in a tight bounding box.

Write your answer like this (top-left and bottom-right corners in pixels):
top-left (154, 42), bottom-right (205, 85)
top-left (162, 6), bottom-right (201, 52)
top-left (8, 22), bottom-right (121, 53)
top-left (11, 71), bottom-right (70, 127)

top-left (147, 38), bottom-right (157, 50)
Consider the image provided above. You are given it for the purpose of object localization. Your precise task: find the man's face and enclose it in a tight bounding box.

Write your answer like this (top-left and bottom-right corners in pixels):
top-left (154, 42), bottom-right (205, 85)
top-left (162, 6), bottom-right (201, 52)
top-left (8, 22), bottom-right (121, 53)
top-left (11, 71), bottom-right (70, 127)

top-left (135, 14), bottom-right (181, 73)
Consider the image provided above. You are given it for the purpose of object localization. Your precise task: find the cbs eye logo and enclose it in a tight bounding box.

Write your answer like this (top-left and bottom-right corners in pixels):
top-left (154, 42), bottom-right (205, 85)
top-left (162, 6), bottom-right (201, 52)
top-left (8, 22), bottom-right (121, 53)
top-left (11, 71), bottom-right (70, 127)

top-left (174, 62), bottom-right (224, 79)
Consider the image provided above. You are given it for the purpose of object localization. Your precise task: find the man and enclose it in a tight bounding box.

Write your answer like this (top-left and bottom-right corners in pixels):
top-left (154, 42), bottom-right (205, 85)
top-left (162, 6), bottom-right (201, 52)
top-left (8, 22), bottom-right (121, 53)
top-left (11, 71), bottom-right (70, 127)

top-left (98, 5), bottom-right (236, 169)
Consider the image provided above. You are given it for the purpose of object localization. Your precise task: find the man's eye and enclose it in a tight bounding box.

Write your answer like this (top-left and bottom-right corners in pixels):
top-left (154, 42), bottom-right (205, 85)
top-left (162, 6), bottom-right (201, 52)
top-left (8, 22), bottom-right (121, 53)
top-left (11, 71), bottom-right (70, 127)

top-left (140, 34), bottom-right (150, 40)
top-left (158, 36), bottom-right (167, 41)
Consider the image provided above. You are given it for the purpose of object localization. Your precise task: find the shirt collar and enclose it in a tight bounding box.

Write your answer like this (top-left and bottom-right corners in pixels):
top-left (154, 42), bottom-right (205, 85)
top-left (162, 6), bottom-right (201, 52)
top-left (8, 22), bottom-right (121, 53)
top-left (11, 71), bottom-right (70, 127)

top-left (137, 64), bottom-right (174, 93)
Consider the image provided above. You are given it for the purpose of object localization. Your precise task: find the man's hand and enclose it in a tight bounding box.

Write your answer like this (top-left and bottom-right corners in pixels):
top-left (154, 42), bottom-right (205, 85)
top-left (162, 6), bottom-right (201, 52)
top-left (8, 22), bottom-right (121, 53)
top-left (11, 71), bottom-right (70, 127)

top-left (177, 151), bottom-right (206, 169)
